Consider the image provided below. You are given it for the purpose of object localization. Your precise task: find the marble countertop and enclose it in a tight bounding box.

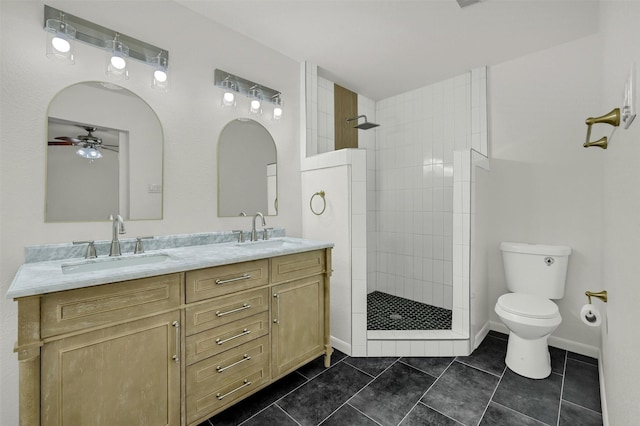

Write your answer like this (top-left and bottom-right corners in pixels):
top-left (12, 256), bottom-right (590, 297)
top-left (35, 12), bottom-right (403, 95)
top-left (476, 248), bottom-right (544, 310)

top-left (7, 237), bottom-right (333, 299)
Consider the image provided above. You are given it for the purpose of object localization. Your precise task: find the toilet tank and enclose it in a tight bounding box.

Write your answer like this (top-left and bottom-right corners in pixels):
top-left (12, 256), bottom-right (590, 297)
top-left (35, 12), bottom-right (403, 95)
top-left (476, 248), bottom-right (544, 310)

top-left (500, 242), bottom-right (571, 299)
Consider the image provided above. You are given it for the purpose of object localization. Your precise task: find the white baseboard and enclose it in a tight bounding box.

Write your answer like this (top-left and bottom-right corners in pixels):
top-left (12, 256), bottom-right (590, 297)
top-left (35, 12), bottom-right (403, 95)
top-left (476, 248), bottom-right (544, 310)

top-left (599, 351), bottom-right (609, 426)
top-left (488, 321), bottom-right (599, 358)
top-left (331, 335), bottom-right (351, 356)
top-left (474, 322), bottom-right (491, 350)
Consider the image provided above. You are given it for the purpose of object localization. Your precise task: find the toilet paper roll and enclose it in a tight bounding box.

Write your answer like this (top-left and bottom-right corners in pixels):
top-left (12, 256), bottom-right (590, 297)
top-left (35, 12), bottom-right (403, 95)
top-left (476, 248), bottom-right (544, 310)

top-left (580, 304), bottom-right (602, 327)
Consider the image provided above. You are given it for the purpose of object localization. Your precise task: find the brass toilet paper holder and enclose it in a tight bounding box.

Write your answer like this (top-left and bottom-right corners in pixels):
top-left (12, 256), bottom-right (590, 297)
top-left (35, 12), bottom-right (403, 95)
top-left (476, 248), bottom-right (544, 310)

top-left (585, 290), bottom-right (608, 304)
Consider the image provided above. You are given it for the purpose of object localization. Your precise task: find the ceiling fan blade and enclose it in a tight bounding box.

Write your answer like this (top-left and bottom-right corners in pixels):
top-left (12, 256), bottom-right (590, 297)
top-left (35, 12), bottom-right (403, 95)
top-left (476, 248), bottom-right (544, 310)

top-left (55, 136), bottom-right (82, 143)
top-left (101, 144), bottom-right (119, 148)
top-left (48, 141), bottom-right (75, 146)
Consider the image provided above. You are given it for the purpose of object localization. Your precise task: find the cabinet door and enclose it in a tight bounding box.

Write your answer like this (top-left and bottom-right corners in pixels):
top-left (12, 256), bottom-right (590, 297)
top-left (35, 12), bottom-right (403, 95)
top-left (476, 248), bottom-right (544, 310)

top-left (271, 275), bottom-right (325, 378)
top-left (41, 311), bottom-right (181, 426)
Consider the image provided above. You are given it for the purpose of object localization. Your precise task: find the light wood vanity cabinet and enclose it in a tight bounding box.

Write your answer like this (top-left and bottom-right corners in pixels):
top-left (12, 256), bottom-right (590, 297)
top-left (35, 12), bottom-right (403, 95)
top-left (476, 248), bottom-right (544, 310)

top-left (15, 247), bottom-right (332, 426)
top-left (33, 274), bottom-right (183, 426)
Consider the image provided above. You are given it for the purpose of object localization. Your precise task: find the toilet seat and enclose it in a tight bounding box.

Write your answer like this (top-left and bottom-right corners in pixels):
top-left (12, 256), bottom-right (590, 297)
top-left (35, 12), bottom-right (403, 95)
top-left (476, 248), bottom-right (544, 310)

top-left (497, 293), bottom-right (559, 319)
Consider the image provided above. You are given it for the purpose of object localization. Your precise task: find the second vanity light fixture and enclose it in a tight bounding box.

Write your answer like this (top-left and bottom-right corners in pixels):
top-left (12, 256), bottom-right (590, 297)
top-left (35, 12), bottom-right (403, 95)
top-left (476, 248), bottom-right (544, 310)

top-left (214, 69), bottom-right (284, 120)
top-left (44, 5), bottom-right (170, 91)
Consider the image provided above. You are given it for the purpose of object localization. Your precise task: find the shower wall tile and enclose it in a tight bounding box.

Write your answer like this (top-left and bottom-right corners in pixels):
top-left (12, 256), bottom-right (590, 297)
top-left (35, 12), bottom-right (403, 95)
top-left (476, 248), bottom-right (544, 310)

top-left (374, 73), bottom-right (470, 310)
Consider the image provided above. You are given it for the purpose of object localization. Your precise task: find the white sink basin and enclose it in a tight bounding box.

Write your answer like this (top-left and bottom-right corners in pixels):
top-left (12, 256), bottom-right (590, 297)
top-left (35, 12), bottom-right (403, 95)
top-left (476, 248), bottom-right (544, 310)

top-left (61, 253), bottom-right (170, 275)
top-left (235, 238), bottom-right (299, 250)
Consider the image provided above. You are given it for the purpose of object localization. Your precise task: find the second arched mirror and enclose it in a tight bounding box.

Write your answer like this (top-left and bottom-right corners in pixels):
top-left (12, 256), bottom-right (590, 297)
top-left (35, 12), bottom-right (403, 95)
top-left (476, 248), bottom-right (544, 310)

top-left (218, 119), bottom-right (277, 217)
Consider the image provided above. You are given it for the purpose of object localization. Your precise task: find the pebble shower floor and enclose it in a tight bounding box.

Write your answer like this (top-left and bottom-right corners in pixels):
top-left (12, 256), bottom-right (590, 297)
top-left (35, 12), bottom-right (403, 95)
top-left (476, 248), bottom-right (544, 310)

top-left (367, 291), bottom-right (452, 330)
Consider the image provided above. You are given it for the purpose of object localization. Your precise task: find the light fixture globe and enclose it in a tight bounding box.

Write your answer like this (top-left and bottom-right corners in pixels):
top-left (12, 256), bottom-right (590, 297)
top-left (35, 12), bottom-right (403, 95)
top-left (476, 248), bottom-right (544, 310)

top-left (151, 53), bottom-right (169, 91)
top-left (105, 35), bottom-right (129, 79)
top-left (272, 93), bottom-right (283, 120)
top-left (220, 77), bottom-right (238, 107)
top-left (76, 147), bottom-right (103, 160)
top-left (248, 86), bottom-right (263, 114)
top-left (45, 17), bottom-right (76, 64)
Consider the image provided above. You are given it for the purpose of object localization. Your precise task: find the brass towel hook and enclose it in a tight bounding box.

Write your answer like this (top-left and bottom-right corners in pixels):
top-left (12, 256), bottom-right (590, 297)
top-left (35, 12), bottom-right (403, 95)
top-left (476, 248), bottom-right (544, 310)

top-left (585, 290), bottom-right (608, 304)
top-left (584, 108), bottom-right (620, 149)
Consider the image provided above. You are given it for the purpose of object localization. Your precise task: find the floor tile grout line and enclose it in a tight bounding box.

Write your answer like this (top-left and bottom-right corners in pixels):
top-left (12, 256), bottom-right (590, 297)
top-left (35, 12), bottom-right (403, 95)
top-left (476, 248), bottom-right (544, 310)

top-left (400, 358), bottom-right (458, 425)
top-left (274, 402), bottom-right (303, 426)
top-left (556, 350), bottom-right (568, 426)
top-left (401, 400), bottom-right (464, 426)
top-left (453, 358), bottom-right (503, 378)
top-left (490, 400), bottom-right (553, 426)
top-left (397, 358), bottom-right (446, 380)
top-left (318, 402), bottom-right (383, 426)
top-left (235, 357), bottom-right (348, 426)
top-left (345, 403), bottom-right (385, 426)
top-left (476, 365), bottom-right (507, 426)
top-left (343, 357), bottom-right (399, 379)
top-left (560, 398), bottom-right (604, 416)
top-left (566, 356), bottom-right (599, 368)
top-left (315, 358), bottom-right (401, 426)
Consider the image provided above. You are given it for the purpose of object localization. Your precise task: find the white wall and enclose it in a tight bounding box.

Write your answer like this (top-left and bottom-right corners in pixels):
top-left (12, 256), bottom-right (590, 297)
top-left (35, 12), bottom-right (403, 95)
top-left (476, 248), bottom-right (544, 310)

top-left (300, 149), bottom-right (368, 356)
top-left (0, 2), bottom-right (302, 425)
top-left (600, 2), bottom-right (640, 424)
top-left (487, 34), bottom-right (604, 356)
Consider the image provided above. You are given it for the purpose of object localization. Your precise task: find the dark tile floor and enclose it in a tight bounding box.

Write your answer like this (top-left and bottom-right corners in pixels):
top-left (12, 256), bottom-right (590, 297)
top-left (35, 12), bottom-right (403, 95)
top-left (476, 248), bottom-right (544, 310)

top-left (201, 331), bottom-right (602, 426)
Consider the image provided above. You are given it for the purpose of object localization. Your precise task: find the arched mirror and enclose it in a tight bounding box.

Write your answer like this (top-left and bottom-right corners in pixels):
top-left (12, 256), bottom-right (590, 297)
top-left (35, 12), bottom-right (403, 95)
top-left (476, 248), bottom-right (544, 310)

top-left (218, 119), bottom-right (277, 217)
top-left (46, 82), bottom-right (163, 222)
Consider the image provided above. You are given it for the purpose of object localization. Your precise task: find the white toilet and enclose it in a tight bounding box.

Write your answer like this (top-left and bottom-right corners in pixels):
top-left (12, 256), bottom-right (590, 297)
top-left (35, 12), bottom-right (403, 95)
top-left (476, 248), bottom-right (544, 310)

top-left (495, 242), bottom-right (571, 379)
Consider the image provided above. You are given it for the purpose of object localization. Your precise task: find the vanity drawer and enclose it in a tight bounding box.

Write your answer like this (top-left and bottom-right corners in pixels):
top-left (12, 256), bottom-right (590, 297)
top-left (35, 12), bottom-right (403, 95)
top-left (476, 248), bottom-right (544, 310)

top-left (41, 273), bottom-right (182, 338)
top-left (186, 355), bottom-right (269, 424)
top-left (185, 311), bottom-right (269, 365)
top-left (271, 250), bottom-right (326, 284)
top-left (185, 288), bottom-right (269, 336)
top-left (185, 259), bottom-right (269, 303)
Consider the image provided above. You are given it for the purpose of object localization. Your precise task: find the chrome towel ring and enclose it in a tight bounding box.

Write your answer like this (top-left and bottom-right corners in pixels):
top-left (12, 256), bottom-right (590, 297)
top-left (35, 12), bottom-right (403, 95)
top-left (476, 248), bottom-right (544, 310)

top-left (310, 190), bottom-right (326, 216)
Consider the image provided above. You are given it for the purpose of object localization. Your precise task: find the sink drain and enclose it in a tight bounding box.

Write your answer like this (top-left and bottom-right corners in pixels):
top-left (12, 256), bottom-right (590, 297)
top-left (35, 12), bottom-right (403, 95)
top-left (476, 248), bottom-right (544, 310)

top-left (390, 313), bottom-right (403, 320)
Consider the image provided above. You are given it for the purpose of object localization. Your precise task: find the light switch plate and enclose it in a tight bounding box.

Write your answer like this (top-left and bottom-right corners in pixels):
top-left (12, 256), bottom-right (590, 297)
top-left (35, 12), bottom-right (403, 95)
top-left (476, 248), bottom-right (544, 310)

top-left (622, 63), bottom-right (636, 129)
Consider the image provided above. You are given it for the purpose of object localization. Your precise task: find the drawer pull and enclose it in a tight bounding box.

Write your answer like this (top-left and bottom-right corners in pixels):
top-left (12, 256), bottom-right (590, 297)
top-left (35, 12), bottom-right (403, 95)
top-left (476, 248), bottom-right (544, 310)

top-left (216, 303), bottom-right (251, 317)
top-left (215, 274), bottom-right (251, 285)
top-left (216, 354), bottom-right (251, 373)
top-left (216, 379), bottom-right (252, 400)
top-left (216, 328), bottom-right (251, 345)
top-left (273, 293), bottom-right (280, 324)
top-left (172, 321), bottom-right (180, 364)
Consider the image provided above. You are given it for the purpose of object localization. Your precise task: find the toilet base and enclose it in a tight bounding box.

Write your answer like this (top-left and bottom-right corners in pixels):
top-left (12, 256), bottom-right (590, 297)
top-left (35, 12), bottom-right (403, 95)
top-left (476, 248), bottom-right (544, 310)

top-left (505, 332), bottom-right (551, 379)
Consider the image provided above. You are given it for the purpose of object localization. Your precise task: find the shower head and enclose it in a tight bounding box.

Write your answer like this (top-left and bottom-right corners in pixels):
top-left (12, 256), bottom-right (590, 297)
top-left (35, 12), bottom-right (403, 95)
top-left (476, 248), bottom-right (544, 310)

top-left (346, 115), bottom-right (380, 130)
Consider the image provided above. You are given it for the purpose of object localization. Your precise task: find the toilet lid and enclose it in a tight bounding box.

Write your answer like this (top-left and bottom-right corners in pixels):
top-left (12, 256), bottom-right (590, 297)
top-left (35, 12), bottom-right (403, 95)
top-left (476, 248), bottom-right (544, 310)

top-left (497, 293), bottom-right (559, 319)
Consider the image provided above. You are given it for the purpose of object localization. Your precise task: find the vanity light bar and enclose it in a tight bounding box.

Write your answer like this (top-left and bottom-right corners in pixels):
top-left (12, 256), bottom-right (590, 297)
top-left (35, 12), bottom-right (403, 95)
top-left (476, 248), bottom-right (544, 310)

top-left (214, 69), bottom-right (281, 107)
top-left (44, 5), bottom-right (169, 68)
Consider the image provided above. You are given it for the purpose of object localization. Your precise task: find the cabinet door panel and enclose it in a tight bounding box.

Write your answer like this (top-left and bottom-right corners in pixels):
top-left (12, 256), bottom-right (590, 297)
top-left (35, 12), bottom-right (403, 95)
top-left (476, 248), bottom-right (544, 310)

top-left (271, 275), bottom-right (325, 378)
top-left (41, 311), bottom-right (180, 426)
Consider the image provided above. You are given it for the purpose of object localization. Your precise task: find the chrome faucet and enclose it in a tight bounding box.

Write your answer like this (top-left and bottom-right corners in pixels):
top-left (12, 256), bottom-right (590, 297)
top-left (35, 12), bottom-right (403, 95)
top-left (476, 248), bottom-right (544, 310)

top-left (251, 212), bottom-right (266, 241)
top-left (109, 214), bottom-right (126, 256)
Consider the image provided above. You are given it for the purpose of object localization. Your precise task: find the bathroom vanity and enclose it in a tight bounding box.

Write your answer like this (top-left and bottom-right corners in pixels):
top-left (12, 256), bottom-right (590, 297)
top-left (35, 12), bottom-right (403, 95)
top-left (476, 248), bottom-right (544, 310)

top-left (9, 237), bottom-right (332, 426)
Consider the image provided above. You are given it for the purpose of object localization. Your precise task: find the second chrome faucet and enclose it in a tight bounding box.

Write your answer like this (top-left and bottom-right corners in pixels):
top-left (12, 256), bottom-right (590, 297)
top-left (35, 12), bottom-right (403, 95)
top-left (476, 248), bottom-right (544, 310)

top-left (251, 212), bottom-right (265, 242)
top-left (109, 214), bottom-right (126, 256)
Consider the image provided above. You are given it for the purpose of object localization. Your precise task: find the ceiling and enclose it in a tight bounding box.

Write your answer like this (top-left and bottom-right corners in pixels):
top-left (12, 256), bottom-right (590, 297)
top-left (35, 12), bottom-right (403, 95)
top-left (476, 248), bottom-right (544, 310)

top-left (176, 0), bottom-right (600, 100)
